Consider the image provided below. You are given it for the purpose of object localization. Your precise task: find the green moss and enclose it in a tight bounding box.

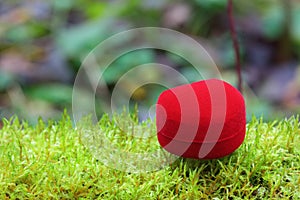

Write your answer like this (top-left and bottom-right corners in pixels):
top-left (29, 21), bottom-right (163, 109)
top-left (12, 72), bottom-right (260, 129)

top-left (0, 113), bottom-right (299, 199)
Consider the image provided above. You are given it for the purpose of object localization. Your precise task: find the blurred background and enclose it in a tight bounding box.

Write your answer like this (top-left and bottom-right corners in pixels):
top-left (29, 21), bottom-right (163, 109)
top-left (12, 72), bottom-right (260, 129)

top-left (0, 0), bottom-right (300, 124)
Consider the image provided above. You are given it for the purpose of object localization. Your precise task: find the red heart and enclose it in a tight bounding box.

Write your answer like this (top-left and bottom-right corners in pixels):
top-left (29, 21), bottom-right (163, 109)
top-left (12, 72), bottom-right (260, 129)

top-left (156, 79), bottom-right (246, 159)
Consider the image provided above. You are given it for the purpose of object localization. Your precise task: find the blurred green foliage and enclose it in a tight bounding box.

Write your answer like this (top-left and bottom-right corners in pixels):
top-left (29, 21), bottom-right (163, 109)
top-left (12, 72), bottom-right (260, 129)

top-left (103, 50), bottom-right (155, 84)
top-left (0, 0), bottom-right (299, 122)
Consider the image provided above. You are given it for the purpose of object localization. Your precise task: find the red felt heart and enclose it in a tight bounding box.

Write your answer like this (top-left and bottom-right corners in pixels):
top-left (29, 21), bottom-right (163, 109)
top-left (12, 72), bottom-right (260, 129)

top-left (156, 79), bottom-right (246, 159)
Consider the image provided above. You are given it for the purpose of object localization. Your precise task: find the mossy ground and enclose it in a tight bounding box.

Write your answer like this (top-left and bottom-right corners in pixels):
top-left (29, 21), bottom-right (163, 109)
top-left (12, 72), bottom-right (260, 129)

top-left (0, 112), bottom-right (299, 199)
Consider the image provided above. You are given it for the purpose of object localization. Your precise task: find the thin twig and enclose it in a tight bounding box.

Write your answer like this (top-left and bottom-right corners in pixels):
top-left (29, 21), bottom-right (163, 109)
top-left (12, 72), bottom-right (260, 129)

top-left (227, 0), bottom-right (242, 93)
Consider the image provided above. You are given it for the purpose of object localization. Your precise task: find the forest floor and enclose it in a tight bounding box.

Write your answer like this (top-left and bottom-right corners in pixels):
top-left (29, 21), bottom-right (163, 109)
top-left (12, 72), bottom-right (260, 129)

top-left (0, 112), bottom-right (299, 199)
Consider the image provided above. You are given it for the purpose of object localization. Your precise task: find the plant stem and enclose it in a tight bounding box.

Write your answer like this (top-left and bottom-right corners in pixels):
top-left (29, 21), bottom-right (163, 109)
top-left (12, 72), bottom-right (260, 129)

top-left (227, 0), bottom-right (242, 93)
